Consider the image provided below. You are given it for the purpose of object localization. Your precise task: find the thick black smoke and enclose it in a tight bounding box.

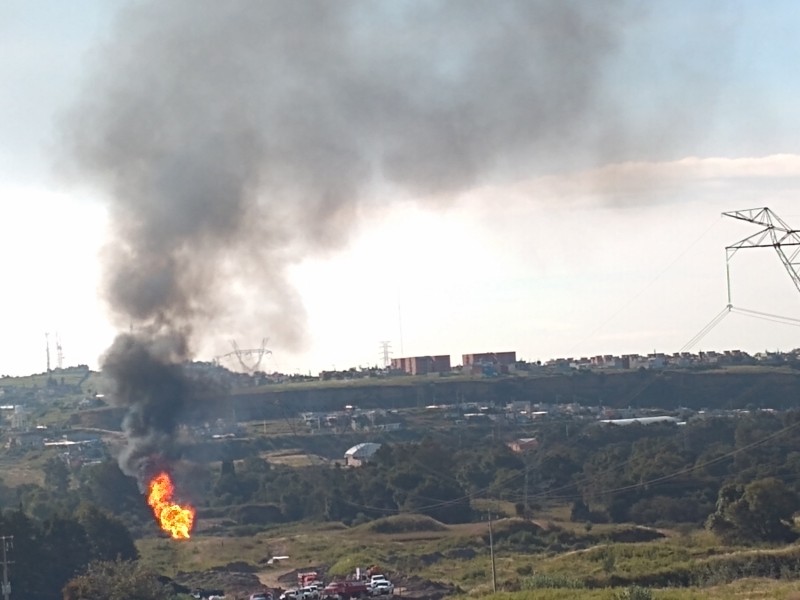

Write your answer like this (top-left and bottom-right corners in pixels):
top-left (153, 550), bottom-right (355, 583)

top-left (61, 1), bottom-right (633, 478)
top-left (101, 330), bottom-right (189, 479)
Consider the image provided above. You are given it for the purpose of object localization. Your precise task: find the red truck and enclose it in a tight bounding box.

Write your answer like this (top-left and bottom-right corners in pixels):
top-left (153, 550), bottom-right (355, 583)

top-left (298, 572), bottom-right (320, 587)
top-left (321, 581), bottom-right (369, 600)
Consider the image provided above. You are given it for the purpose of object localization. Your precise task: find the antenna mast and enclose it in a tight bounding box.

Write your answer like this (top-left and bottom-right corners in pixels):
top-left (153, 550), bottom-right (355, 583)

top-left (45, 333), bottom-right (51, 373)
top-left (56, 334), bottom-right (64, 370)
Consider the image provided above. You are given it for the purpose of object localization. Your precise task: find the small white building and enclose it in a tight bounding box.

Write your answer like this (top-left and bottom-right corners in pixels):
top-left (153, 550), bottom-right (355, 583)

top-left (599, 416), bottom-right (680, 426)
top-left (344, 442), bottom-right (382, 467)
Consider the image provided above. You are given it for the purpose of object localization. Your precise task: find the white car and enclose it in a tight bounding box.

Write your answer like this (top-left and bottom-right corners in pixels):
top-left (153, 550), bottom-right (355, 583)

top-left (298, 586), bottom-right (320, 600)
top-left (283, 589), bottom-right (319, 600)
top-left (370, 580), bottom-right (394, 596)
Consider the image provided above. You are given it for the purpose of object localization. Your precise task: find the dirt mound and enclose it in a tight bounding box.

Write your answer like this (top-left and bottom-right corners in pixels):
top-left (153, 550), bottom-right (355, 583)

top-left (175, 567), bottom-right (264, 597)
top-left (396, 575), bottom-right (460, 600)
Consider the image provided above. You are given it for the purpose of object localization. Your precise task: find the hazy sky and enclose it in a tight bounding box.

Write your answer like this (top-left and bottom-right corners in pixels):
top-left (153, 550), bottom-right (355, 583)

top-left (3, 1), bottom-right (800, 376)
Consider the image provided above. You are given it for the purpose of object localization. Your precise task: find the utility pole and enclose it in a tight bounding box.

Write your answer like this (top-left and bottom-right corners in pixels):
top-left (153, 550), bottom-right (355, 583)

top-left (523, 462), bottom-right (529, 515)
top-left (487, 511), bottom-right (497, 593)
top-left (1, 535), bottom-right (13, 600)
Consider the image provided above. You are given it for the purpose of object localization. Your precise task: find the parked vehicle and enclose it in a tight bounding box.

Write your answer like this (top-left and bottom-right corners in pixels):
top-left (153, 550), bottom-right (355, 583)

top-left (280, 589), bottom-right (299, 600)
top-left (299, 585), bottom-right (321, 600)
top-left (192, 590), bottom-right (225, 600)
top-left (370, 580), bottom-right (394, 596)
top-left (322, 580), bottom-right (370, 600)
top-left (298, 572), bottom-right (320, 587)
top-left (250, 593), bottom-right (273, 600)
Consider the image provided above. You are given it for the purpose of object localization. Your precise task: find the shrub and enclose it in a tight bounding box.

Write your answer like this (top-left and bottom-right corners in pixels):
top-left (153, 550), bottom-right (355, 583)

top-left (521, 573), bottom-right (585, 589)
top-left (515, 565), bottom-right (533, 576)
top-left (367, 514), bottom-right (447, 533)
top-left (614, 586), bottom-right (653, 600)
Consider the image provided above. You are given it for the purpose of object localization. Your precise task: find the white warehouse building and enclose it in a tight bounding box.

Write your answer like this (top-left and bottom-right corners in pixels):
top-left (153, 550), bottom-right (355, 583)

top-left (344, 442), bottom-right (382, 467)
top-left (599, 416), bottom-right (681, 426)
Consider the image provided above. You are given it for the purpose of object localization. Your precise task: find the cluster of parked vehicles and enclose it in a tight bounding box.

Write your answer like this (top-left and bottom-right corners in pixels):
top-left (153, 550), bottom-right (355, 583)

top-left (192, 569), bottom-right (395, 600)
top-left (279, 572), bottom-right (396, 600)
top-left (192, 591), bottom-right (269, 600)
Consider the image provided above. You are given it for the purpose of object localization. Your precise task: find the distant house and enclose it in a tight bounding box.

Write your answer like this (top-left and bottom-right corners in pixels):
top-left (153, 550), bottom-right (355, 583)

top-left (508, 438), bottom-right (539, 453)
top-left (6, 430), bottom-right (46, 449)
top-left (344, 442), bottom-right (382, 467)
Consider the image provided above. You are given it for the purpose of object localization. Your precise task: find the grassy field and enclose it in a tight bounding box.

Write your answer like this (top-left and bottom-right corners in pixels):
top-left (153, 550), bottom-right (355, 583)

top-left (0, 451), bottom-right (48, 487)
top-left (488, 579), bottom-right (800, 599)
top-left (134, 509), bottom-right (800, 599)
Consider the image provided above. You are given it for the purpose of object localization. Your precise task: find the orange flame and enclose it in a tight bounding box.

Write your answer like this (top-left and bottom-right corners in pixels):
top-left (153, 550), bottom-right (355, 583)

top-left (147, 471), bottom-right (195, 540)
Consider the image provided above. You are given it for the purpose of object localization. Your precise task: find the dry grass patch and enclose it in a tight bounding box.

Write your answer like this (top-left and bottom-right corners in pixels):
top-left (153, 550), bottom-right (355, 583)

top-left (263, 450), bottom-right (329, 467)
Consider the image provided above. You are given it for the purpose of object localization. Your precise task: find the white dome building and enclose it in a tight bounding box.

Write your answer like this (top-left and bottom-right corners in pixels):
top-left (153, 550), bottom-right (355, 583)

top-left (344, 442), bottom-right (382, 467)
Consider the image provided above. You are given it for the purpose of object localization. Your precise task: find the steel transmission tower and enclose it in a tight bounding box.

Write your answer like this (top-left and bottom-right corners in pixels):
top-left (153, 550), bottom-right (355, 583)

top-left (682, 207), bottom-right (800, 351)
top-left (723, 207), bottom-right (800, 302)
top-left (215, 338), bottom-right (271, 373)
top-left (378, 341), bottom-right (392, 367)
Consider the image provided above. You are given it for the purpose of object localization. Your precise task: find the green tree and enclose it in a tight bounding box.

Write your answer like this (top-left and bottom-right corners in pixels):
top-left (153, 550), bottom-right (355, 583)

top-left (706, 477), bottom-right (798, 543)
top-left (1, 509), bottom-right (51, 599)
top-left (62, 559), bottom-right (171, 600)
top-left (400, 476), bottom-right (471, 523)
top-left (75, 504), bottom-right (138, 562)
top-left (43, 457), bottom-right (71, 495)
top-left (77, 462), bottom-right (144, 519)
top-left (42, 515), bottom-right (92, 596)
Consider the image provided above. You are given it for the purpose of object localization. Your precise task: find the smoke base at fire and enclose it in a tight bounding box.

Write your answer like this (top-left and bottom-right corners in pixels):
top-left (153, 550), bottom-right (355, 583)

top-left (101, 330), bottom-right (190, 480)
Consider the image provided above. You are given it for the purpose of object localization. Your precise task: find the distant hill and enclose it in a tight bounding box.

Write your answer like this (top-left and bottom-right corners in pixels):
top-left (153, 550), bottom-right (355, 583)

top-left (210, 366), bottom-right (800, 418)
top-left (62, 365), bottom-right (800, 431)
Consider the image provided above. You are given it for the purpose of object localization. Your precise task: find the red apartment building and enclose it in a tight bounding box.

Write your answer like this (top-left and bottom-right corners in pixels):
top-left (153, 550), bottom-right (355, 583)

top-left (390, 355), bottom-right (451, 375)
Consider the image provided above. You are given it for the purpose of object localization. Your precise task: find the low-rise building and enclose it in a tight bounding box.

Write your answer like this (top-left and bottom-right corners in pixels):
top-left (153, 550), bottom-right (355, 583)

top-left (391, 355), bottom-right (451, 375)
top-left (508, 438), bottom-right (539, 453)
top-left (344, 442), bottom-right (382, 467)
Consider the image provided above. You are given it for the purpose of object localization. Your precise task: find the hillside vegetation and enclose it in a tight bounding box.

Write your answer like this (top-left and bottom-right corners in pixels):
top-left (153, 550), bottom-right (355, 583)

top-left (2, 368), bottom-right (800, 598)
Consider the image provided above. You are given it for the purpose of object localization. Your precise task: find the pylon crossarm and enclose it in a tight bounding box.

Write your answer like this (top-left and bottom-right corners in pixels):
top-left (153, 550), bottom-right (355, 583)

top-left (722, 206), bottom-right (800, 301)
top-left (725, 228), bottom-right (772, 259)
top-left (775, 229), bottom-right (800, 246)
top-left (768, 210), bottom-right (796, 233)
top-left (722, 208), bottom-right (773, 229)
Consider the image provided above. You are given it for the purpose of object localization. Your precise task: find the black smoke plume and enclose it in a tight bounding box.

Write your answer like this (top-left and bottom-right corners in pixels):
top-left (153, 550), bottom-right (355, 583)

top-left (101, 330), bottom-right (189, 480)
top-left (61, 1), bottom-right (634, 478)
